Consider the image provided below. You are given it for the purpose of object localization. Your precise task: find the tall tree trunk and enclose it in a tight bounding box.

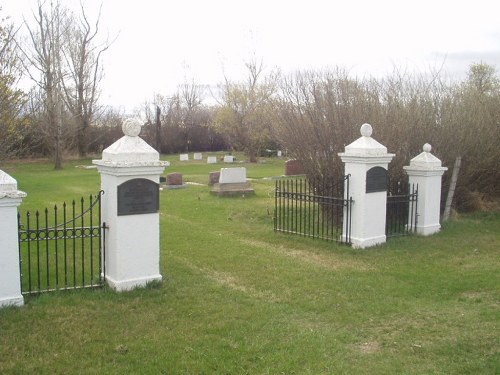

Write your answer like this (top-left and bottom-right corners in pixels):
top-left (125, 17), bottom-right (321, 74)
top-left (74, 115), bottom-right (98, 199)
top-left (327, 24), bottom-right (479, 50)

top-left (155, 106), bottom-right (161, 153)
top-left (54, 99), bottom-right (63, 169)
top-left (77, 116), bottom-right (89, 158)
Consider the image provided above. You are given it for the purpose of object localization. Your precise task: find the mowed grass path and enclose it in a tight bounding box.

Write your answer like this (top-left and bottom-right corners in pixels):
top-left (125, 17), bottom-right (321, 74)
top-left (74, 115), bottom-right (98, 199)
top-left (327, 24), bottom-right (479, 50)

top-left (0, 156), bottom-right (499, 374)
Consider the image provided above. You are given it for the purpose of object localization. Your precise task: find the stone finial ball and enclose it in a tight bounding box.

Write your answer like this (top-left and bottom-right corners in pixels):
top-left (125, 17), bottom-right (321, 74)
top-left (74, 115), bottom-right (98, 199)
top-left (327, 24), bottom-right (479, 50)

top-left (360, 123), bottom-right (373, 137)
top-left (423, 143), bottom-right (432, 153)
top-left (122, 118), bottom-right (142, 137)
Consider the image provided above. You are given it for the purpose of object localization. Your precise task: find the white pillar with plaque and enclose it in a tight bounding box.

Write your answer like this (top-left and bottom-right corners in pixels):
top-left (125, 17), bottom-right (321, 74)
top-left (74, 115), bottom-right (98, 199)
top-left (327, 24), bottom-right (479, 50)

top-left (339, 124), bottom-right (395, 248)
top-left (93, 119), bottom-right (169, 291)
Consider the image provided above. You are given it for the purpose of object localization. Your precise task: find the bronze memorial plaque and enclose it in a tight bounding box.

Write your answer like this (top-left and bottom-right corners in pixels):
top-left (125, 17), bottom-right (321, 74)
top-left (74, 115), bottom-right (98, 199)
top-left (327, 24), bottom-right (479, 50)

top-left (366, 166), bottom-right (388, 193)
top-left (117, 178), bottom-right (159, 216)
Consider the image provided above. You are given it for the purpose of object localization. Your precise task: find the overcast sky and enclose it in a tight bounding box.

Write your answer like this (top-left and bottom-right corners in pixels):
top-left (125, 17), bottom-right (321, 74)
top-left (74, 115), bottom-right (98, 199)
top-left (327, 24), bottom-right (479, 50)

top-left (3, 0), bottom-right (500, 112)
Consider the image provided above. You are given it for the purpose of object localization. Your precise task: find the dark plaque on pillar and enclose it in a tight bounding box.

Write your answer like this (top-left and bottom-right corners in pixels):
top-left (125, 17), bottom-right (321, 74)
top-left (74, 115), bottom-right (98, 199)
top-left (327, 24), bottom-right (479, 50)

top-left (117, 178), bottom-right (159, 215)
top-left (366, 166), bottom-right (388, 193)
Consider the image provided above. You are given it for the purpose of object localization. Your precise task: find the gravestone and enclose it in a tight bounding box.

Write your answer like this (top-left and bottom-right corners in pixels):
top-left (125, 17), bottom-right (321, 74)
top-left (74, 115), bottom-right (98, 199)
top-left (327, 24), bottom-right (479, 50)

top-left (208, 171), bottom-right (220, 186)
top-left (223, 155), bottom-right (235, 163)
top-left (207, 156), bottom-right (217, 164)
top-left (193, 152), bottom-right (202, 160)
top-left (211, 167), bottom-right (254, 196)
top-left (180, 154), bottom-right (189, 161)
top-left (285, 159), bottom-right (305, 176)
top-left (277, 150), bottom-right (282, 157)
top-left (167, 172), bottom-right (183, 185)
top-left (219, 167), bottom-right (246, 183)
top-left (166, 172), bottom-right (187, 189)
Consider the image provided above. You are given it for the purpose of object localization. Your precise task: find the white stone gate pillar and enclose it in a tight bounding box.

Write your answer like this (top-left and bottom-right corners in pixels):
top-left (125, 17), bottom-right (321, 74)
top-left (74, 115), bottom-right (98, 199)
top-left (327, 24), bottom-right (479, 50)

top-left (404, 144), bottom-right (447, 235)
top-left (0, 171), bottom-right (26, 308)
top-left (339, 124), bottom-right (395, 248)
top-left (93, 119), bottom-right (169, 291)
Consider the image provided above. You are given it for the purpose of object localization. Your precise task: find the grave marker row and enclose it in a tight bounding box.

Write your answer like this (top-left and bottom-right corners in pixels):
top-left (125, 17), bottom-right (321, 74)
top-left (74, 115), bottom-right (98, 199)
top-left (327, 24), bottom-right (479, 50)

top-left (179, 153), bottom-right (235, 163)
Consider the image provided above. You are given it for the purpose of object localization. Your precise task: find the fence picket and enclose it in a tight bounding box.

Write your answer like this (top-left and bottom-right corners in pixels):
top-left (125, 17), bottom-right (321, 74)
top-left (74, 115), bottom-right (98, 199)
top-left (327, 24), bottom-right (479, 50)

top-left (17, 191), bottom-right (105, 295)
top-left (274, 176), bottom-right (352, 244)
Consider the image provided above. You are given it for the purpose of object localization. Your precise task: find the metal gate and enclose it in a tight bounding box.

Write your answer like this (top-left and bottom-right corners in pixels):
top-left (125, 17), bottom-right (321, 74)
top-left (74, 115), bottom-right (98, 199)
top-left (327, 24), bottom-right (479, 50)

top-left (17, 191), bottom-right (106, 295)
top-left (274, 176), bottom-right (352, 244)
top-left (386, 182), bottom-right (418, 237)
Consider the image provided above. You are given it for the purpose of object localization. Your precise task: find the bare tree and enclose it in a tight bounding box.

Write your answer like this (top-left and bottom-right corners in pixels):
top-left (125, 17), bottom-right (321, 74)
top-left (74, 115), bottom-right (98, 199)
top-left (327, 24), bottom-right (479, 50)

top-left (59, 2), bottom-right (111, 157)
top-left (141, 87), bottom-right (222, 154)
top-left (275, 64), bottom-right (500, 211)
top-left (0, 8), bottom-right (26, 162)
top-left (215, 59), bottom-right (277, 161)
top-left (20, 0), bottom-right (68, 169)
top-left (275, 68), bottom-right (368, 181)
top-left (179, 80), bottom-right (204, 152)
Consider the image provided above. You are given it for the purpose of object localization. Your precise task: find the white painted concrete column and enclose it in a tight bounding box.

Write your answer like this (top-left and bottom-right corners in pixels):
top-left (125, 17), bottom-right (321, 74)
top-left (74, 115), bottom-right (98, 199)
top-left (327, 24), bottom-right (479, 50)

top-left (404, 144), bottom-right (447, 235)
top-left (93, 119), bottom-right (169, 291)
top-left (339, 124), bottom-right (395, 248)
top-left (0, 171), bottom-right (26, 308)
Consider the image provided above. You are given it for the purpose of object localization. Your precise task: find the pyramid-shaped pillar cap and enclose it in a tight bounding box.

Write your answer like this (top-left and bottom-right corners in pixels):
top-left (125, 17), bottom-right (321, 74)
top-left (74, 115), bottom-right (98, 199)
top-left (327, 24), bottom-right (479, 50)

top-left (0, 170), bottom-right (27, 199)
top-left (93, 118), bottom-right (169, 168)
top-left (408, 143), bottom-right (446, 169)
top-left (0, 170), bottom-right (18, 192)
top-left (340, 123), bottom-right (394, 158)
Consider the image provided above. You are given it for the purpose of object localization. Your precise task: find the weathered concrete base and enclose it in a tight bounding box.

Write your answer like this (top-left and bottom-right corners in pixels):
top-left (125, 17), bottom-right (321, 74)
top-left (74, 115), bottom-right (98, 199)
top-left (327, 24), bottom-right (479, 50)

top-left (416, 223), bottom-right (441, 236)
top-left (211, 182), bottom-right (255, 196)
top-left (350, 235), bottom-right (386, 249)
top-left (0, 295), bottom-right (24, 308)
top-left (165, 184), bottom-right (188, 190)
top-left (106, 274), bottom-right (162, 292)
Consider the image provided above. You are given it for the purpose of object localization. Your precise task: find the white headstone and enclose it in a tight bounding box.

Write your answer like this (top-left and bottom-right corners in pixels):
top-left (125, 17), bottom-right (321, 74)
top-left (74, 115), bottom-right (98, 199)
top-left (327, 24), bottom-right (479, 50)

top-left (207, 156), bottom-right (217, 164)
top-left (193, 152), bottom-right (202, 160)
top-left (219, 167), bottom-right (246, 184)
top-left (223, 155), bottom-right (234, 163)
top-left (180, 154), bottom-right (189, 161)
top-left (277, 150), bottom-right (282, 157)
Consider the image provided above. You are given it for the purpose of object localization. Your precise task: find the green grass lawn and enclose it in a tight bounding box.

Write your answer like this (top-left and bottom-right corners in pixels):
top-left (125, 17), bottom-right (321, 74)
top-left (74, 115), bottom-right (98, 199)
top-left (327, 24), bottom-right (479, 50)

top-left (1, 156), bottom-right (499, 374)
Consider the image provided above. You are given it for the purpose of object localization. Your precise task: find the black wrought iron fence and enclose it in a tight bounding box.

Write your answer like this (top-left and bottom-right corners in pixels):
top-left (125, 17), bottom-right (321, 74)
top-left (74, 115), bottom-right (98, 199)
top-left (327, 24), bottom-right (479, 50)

top-left (386, 181), bottom-right (418, 237)
top-left (274, 176), bottom-right (352, 244)
top-left (17, 192), bottom-right (106, 295)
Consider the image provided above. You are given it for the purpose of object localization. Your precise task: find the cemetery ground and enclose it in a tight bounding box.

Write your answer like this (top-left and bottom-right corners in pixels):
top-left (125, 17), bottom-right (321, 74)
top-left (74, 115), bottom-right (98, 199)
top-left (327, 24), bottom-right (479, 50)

top-left (0, 155), bottom-right (499, 374)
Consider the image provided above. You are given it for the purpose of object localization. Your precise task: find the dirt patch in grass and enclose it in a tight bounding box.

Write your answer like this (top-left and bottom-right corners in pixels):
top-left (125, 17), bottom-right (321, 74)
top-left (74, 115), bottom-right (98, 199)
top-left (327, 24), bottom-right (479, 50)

top-left (206, 269), bottom-right (282, 302)
top-left (163, 213), bottom-right (197, 226)
top-left (359, 341), bottom-right (381, 354)
top-left (460, 290), bottom-right (499, 308)
top-left (240, 238), bottom-right (372, 271)
top-left (176, 257), bottom-right (285, 303)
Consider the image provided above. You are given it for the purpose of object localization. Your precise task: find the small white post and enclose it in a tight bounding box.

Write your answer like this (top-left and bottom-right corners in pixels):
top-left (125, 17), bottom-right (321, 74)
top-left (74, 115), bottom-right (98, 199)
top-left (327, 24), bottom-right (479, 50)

top-left (339, 124), bottom-right (395, 248)
top-left (0, 170), bottom-right (26, 308)
top-left (93, 119), bottom-right (169, 291)
top-left (404, 144), bottom-right (447, 235)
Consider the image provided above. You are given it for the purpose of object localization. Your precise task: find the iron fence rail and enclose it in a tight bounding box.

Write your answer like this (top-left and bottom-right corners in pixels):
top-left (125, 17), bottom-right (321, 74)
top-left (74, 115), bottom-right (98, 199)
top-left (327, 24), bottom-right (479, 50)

top-left (274, 176), bottom-right (352, 244)
top-left (386, 182), bottom-right (418, 237)
top-left (17, 191), bottom-right (105, 295)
